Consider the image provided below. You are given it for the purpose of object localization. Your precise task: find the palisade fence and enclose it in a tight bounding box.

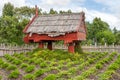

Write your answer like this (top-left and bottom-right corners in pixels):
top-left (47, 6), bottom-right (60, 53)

top-left (53, 44), bottom-right (120, 53)
top-left (0, 43), bottom-right (37, 56)
top-left (0, 43), bottom-right (120, 56)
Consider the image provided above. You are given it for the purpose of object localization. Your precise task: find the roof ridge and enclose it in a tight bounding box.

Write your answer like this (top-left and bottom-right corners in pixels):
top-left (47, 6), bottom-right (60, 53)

top-left (38, 12), bottom-right (84, 17)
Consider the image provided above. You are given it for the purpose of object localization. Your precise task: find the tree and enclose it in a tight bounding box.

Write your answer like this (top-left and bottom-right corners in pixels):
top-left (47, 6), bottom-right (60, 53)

top-left (115, 31), bottom-right (120, 45)
top-left (96, 30), bottom-right (115, 45)
top-left (59, 9), bottom-right (72, 14)
top-left (14, 6), bottom-right (42, 19)
top-left (2, 2), bottom-right (14, 17)
top-left (87, 17), bottom-right (111, 45)
top-left (49, 8), bottom-right (58, 14)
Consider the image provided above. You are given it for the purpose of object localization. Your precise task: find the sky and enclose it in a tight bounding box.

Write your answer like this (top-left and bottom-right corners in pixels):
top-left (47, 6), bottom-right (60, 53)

top-left (0, 0), bottom-right (120, 30)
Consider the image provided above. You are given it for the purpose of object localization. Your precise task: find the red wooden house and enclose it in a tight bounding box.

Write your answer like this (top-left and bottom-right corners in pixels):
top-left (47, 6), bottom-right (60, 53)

top-left (23, 6), bottom-right (86, 53)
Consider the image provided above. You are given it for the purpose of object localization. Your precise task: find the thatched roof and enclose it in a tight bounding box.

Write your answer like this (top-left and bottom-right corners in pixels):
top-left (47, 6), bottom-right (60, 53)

top-left (26, 12), bottom-right (85, 37)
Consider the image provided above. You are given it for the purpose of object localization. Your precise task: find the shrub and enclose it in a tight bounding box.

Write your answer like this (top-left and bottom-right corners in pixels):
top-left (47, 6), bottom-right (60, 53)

top-left (68, 67), bottom-right (77, 74)
top-left (25, 65), bottom-right (35, 73)
top-left (95, 63), bottom-right (103, 69)
top-left (12, 59), bottom-right (22, 65)
top-left (98, 70), bottom-right (115, 80)
top-left (43, 74), bottom-right (57, 80)
top-left (34, 58), bottom-right (43, 65)
top-left (88, 59), bottom-right (94, 64)
top-left (20, 63), bottom-right (28, 69)
top-left (1, 62), bottom-right (9, 69)
top-left (0, 59), bottom-right (4, 65)
top-left (0, 75), bottom-right (2, 80)
top-left (24, 74), bottom-right (35, 80)
top-left (28, 59), bottom-right (35, 64)
top-left (50, 62), bottom-right (57, 67)
top-left (7, 65), bottom-right (17, 70)
top-left (40, 62), bottom-right (47, 68)
top-left (108, 63), bottom-right (119, 70)
top-left (34, 69), bottom-right (45, 77)
top-left (8, 70), bottom-right (20, 78)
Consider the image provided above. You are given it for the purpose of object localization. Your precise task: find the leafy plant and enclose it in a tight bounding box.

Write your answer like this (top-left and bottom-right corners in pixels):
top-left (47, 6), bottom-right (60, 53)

top-left (108, 63), bottom-right (119, 70)
top-left (1, 62), bottom-right (9, 69)
top-left (40, 62), bottom-right (47, 68)
top-left (0, 75), bottom-right (2, 80)
top-left (34, 69), bottom-right (45, 77)
top-left (25, 65), bottom-right (35, 73)
top-left (95, 63), bottom-right (103, 69)
top-left (68, 67), bottom-right (77, 74)
top-left (43, 74), bottom-right (57, 80)
top-left (12, 59), bottom-right (22, 65)
top-left (20, 63), bottom-right (28, 69)
top-left (24, 74), bottom-right (35, 80)
top-left (7, 65), bottom-right (17, 70)
top-left (0, 59), bottom-right (4, 65)
top-left (8, 70), bottom-right (20, 78)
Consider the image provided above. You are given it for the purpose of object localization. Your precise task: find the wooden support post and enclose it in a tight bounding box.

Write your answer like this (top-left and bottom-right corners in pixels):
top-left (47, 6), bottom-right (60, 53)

top-left (47, 41), bottom-right (52, 50)
top-left (38, 42), bottom-right (44, 48)
top-left (68, 43), bottom-right (74, 53)
top-left (75, 41), bottom-right (83, 53)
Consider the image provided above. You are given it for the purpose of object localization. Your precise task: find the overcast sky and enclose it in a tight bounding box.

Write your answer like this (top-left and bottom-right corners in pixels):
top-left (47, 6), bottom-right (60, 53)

top-left (0, 0), bottom-right (120, 30)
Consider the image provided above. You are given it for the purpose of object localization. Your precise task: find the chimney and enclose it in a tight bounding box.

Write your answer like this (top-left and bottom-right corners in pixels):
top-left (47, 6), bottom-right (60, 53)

top-left (35, 5), bottom-right (38, 16)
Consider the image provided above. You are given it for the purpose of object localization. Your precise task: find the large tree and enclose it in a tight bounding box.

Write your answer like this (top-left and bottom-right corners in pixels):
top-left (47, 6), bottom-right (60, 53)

top-left (86, 17), bottom-right (115, 45)
top-left (2, 2), bottom-right (14, 17)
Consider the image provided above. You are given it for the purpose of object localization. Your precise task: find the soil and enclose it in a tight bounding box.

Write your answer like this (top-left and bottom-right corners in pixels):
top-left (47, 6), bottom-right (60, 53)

top-left (110, 69), bottom-right (120, 80)
top-left (49, 69), bottom-right (59, 74)
top-left (36, 73), bottom-right (48, 80)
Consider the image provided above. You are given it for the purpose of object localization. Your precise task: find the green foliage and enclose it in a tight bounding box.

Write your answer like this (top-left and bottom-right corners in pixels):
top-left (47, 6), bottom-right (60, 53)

top-left (2, 2), bottom-right (14, 16)
top-left (95, 63), bottom-right (103, 69)
top-left (0, 59), bottom-right (4, 65)
top-left (98, 70), bottom-right (115, 80)
top-left (68, 67), bottom-right (77, 74)
top-left (43, 74), bottom-right (57, 80)
top-left (96, 30), bottom-right (115, 45)
top-left (20, 63), bottom-right (28, 69)
top-left (108, 63), bottom-right (119, 70)
top-left (12, 59), bottom-right (22, 65)
top-left (8, 70), bottom-right (20, 78)
top-left (25, 65), bottom-right (35, 73)
top-left (85, 17), bottom-right (117, 45)
top-left (40, 62), bottom-right (47, 68)
top-left (7, 65), bottom-right (17, 70)
top-left (24, 74), bottom-right (35, 80)
top-left (34, 69), bottom-right (45, 77)
top-left (1, 62), bottom-right (9, 69)
top-left (0, 75), bottom-right (2, 80)
top-left (49, 8), bottom-right (58, 14)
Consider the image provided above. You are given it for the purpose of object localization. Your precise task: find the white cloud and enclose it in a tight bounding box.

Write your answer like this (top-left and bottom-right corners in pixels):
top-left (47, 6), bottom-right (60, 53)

top-left (44, 0), bottom-right (70, 6)
top-left (0, 0), bottom-right (119, 30)
top-left (85, 10), bottom-right (120, 30)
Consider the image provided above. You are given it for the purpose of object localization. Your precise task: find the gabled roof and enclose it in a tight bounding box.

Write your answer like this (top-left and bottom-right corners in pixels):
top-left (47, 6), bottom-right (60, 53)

top-left (25, 12), bottom-right (85, 37)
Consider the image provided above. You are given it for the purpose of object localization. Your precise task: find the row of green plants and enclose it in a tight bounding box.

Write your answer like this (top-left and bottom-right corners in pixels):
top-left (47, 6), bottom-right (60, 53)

top-left (98, 55), bottom-right (120, 80)
top-left (0, 49), bottom-right (119, 80)
top-left (74, 52), bottom-right (117, 80)
top-left (51, 52), bottom-right (109, 79)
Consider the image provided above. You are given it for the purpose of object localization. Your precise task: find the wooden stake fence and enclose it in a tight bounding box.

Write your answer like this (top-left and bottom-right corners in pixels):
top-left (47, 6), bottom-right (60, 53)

top-left (0, 43), bottom-right (120, 56)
